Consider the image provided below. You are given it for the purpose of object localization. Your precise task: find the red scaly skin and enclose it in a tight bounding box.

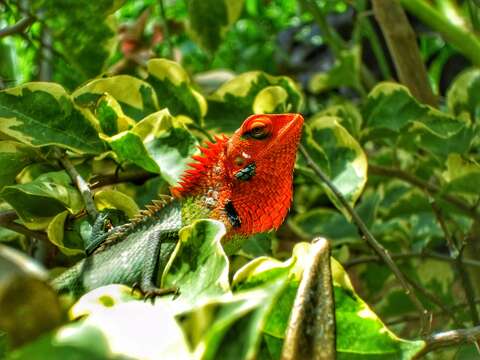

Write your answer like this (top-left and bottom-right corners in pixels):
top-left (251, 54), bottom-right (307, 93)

top-left (172, 113), bottom-right (304, 237)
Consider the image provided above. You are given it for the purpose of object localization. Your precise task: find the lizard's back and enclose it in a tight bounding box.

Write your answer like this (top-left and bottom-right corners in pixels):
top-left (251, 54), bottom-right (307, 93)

top-left (52, 200), bottom-right (182, 297)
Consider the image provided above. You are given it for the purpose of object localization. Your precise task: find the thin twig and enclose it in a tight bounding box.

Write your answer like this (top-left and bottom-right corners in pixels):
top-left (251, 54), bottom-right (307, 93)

top-left (55, 150), bottom-right (98, 220)
top-left (387, 299), bottom-right (480, 326)
top-left (403, 271), bottom-right (463, 327)
top-left (415, 325), bottom-right (480, 358)
top-left (0, 16), bottom-right (35, 38)
top-left (299, 144), bottom-right (430, 333)
top-left (0, 210), bottom-right (48, 242)
top-left (457, 246), bottom-right (480, 325)
top-left (344, 251), bottom-right (480, 269)
top-left (158, 0), bottom-right (173, 59)
top-left (369, 164), bottom-right (479, 220)
top-left (430, 201), bottom-right (480, 325)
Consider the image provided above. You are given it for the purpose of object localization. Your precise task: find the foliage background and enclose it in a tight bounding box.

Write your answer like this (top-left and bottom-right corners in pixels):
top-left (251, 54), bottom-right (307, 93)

top-left (1, 0), bottom-right (480, 359)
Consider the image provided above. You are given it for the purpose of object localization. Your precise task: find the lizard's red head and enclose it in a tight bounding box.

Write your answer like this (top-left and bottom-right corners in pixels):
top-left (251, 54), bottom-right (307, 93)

top-left (172, 113), bottom-right (304, 236)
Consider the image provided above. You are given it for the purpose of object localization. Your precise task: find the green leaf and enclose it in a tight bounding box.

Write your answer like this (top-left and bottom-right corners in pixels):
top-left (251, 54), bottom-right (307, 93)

top-left (335, 283), bottom-right (425, 359)
top-left (308, 46), bottom-right (363, 94)
top-left (447, 68), bottom-right (480, 121)
top-left (313, 101), bottom-right (363, 139)
top-left (30, 0), bottom-right (120, 87)
top-left (132, 110), bottom-right (199, 185)
top-left (146, 59), bottom-right (207, 123)
top-left (1, 171), bottom-right (83, 227)
top-left (194, 280), bottom-right (286, 360)
top-left (0, 227), bottom-right (25, 243)
top-left (206, 71), bottom-right (303, 132)
top-left (0, 141), bottom-right (39, 190)
top-left (187, 0), bottom-right (245, 53)
top-left (11, 301), bottom-right (191, 360)
top-left (252, 86), bottom-right (289, 114)
top-left (303, 116), bottom-right (367, 209)
top-left (94, 189), bottom-right (139, 219)
top-left (108, 131), bottom-right (160, 174)
top-left (108, 110), bottom-right (199, 185)
top-left (162, 219), bottom-right (230, 313)
top-left (292, 208), bottom-right (359, 241)
top-left (94, 93), bottom-right (136, 136)
top-left (46, 211), bottom-right (84, 256)
top-left (73, 75), bottom-right (159, 121)
top-left (363, 83), bottom-right (473, 157)
top-left (0, 83), bottom-right (106, 154)
top-left (443, 154), bottom-right (480, 195)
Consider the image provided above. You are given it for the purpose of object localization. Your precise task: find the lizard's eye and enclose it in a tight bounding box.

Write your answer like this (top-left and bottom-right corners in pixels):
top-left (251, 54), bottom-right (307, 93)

top-left (243, 117), bottom-right (272, 140)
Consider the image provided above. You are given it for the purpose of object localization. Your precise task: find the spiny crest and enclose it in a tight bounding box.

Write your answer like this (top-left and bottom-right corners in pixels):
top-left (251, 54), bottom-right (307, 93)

top-left (93, 196), bottom-right (173, 254)
top-left (171, 135), bottom-right (228, 197)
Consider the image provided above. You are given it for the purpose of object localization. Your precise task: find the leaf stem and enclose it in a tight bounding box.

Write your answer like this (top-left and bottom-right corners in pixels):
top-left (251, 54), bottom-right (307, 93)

top-left (158, 0), bottom-right (173, 59)
top-left (299, 144), bottom-right (430, 333)
top-left (401, 0), bottom-right (480, 67)
top-left (354, 4), bottom-right (393, 79)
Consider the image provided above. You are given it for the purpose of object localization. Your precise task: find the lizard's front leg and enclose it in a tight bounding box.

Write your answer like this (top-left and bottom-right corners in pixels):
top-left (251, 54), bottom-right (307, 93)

top-left (137, 231), bottom-right (179, 300)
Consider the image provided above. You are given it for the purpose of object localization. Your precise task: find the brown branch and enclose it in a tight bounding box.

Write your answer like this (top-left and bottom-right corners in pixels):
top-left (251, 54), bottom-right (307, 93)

top-left (0, 210), bottom-right (48, 242)
top-left (0, 16), bottom-right (35, 38)
top-left (369, 164), bottom-right (479, 220)
top-left (299, 144), bottom-right (430, 333)
top-left (372, 0), bottom-right (437, 106)
top-left (281, 238), bottom-right (336, 360)
top-left (415, 326), bottom-right (480, 358)
top-left (89, 170), bottom-right (156, 189)
top-left (431, 201), bottom-right (480, 325)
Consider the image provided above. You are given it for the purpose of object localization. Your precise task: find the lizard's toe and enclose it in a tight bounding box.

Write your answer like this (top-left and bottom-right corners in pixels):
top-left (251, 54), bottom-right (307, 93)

top-left (136, 286), bottom-right (179, 303)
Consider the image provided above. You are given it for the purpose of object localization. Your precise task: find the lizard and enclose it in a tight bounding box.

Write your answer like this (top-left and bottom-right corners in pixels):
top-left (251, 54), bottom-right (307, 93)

top-left (52, 113), bottom-right (304, 298)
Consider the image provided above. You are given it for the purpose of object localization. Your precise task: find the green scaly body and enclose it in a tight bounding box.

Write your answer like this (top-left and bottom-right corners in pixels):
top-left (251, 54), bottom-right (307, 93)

top-left (51, 198), bottom-right (216, 298)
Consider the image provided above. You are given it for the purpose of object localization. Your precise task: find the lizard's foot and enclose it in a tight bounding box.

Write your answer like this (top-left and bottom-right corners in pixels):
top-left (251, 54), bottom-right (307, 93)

top-left (131, 283), bottom-right (180, 303)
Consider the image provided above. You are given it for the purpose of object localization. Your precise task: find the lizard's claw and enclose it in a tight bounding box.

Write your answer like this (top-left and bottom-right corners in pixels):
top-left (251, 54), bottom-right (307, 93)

top-left (131, 284), bottom-right (179, 303)
top-left (131, 282), bottom-right (142, 296)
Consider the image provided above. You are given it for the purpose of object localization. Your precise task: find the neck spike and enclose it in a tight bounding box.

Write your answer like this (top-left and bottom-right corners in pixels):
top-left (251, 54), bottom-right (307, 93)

top-left (171, 135), bottom-right (228, 198)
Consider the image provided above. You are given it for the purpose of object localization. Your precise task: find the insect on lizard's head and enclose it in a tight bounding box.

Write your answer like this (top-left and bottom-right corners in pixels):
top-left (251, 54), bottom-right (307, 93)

top-left (225, 113), bottom-right (304, 235)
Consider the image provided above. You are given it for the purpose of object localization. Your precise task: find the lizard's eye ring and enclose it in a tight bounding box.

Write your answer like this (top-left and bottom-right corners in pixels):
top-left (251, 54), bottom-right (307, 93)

top-left (243, 117), bottom-right (272, 140)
